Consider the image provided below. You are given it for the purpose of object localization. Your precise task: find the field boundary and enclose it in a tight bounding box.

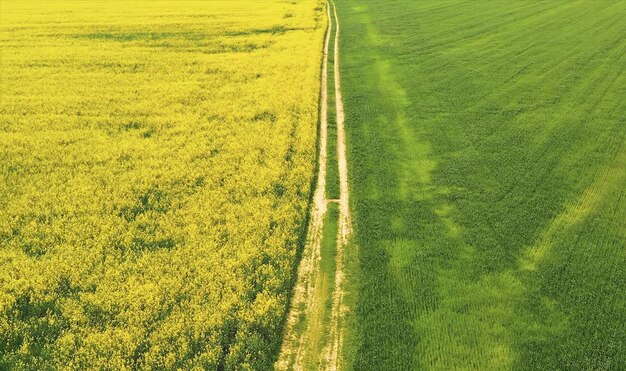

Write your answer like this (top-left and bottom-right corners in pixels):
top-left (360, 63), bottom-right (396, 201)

top-left (325, 0), bottom-right (352, 369)
top-left (276, 0), bottom-right (353, 369)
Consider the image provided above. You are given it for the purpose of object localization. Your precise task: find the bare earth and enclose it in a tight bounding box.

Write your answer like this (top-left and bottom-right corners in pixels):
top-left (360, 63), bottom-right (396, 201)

top-left (325, 0), bottom-right (353, 369)
top-left (276, 0), bottom-right (353, 369)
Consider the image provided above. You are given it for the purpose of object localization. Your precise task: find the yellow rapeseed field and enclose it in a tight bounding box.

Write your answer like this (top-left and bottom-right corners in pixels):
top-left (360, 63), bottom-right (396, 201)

top-left (0, 0), bottom-right (325, 368)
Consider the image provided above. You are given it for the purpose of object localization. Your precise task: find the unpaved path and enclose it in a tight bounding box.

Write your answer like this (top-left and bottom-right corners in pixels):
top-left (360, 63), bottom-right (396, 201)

top-left (275, 2), bottom-right (332, 370)
top-left (332, 0), bottom-right (352, 244)
top-left (276, 1), bottom-right (352, 369)
top-left (325, 1), bottom-right (352, 369)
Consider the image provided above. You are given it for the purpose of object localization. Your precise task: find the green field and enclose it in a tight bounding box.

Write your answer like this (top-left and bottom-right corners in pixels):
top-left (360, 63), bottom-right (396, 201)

top-left (337, 0), bottom-right (626, 369)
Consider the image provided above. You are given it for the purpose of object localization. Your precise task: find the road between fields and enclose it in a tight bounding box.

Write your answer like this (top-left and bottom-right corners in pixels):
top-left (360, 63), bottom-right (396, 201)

top-left (325, 0), bottom-right (352, 369)
top-left (276, 0), bottom-right (352, 369)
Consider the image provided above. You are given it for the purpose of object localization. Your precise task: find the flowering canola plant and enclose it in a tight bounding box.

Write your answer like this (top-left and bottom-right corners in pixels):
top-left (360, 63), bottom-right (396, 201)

top-left (0, 0), bottom-right (326, 369)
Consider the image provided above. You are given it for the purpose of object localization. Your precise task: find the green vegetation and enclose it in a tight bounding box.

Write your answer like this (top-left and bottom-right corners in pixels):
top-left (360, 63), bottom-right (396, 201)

top-left (303, 202), bottom-right (339, 368)
top-left (337, 0), bottom-right (626, 369)
top-left (326, 6), bottom-right (340, 201)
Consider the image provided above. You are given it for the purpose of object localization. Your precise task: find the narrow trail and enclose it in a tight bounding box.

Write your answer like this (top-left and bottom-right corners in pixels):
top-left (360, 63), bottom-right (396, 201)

top-left (325, 0), bottom-right (352, 369)
top-left (276, 0), bottom-right (352, 369)
top-left (332, 0), bottom-right (352, 245)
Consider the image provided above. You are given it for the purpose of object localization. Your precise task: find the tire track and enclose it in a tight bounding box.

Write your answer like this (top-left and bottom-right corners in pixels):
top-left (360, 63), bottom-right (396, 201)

top-left (325, 0), bottom-right (352, 369)
top-left (276, 1), bottom-right (352, 368)
top-left (275, 2), bottom-right (332, 369)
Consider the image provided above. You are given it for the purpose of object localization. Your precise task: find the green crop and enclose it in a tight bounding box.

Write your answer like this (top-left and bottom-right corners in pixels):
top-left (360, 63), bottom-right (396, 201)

top-left (337, 0), bottom-right (626, 369)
